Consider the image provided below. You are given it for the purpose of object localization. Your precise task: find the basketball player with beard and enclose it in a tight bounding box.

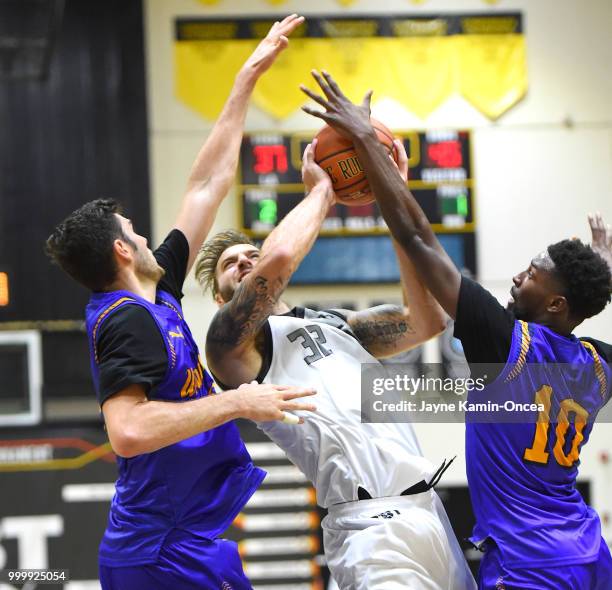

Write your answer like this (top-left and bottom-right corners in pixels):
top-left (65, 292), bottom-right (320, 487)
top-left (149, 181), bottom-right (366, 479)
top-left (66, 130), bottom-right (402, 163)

top-left (44, 16), bottom-right (316, 590)
top-left (197, 142), bottom-right (477, 589)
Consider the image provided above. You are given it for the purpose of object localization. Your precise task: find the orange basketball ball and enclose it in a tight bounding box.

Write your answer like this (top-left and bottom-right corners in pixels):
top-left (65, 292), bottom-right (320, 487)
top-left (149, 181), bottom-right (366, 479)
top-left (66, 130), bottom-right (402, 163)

top-left (313, 119), bottom-right (397, 206)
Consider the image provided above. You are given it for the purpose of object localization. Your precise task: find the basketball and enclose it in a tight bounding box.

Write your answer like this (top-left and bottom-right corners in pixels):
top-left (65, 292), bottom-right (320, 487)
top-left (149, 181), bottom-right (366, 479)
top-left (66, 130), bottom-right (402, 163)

top-left (313, 118), bottom-right (398, 206)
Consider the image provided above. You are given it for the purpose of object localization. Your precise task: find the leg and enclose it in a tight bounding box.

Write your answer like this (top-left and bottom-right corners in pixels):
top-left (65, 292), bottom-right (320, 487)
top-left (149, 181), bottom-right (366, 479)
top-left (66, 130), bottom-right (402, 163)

top-left (99, 535), bottom-right (252, 590)
top-left (590, 538), bottom-right (612, 590)
top-left (478, 539), bottom-right (612, 590)
top-left (431, 492), bottom-right (477, 590)
top-left (324, 500), bottom-right (473, 590)
top-left (476, 545), bottom-right (507, 590)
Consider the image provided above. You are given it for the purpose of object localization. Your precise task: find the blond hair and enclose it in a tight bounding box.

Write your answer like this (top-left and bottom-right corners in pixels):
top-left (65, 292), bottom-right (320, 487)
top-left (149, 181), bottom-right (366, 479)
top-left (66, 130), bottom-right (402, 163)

top-left (195, 229), bottom-right (255, 296)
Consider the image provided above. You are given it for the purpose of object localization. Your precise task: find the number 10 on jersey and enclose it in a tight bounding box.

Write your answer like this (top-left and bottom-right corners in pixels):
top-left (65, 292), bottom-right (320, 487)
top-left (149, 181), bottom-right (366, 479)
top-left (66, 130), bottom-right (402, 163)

top-left (523, 385), bottom-right (589, 468)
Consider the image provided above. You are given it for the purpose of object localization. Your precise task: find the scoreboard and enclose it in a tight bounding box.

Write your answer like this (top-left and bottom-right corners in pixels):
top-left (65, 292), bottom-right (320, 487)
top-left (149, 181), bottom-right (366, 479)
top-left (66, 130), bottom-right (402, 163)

top-left (239, 129), bottom-right (474, 236)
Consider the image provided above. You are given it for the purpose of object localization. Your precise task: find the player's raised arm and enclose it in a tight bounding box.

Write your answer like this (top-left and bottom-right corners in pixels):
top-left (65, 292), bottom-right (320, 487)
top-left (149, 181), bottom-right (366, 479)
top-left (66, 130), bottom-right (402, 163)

top-left (335, 142), bottom-right (447, 357)
top-left (205, 143), bottom-right (335, 386)
top-left (174, 14), bottom-right (304, 273)
top-left (342, 246), bottom-right (448, 358)
top-left (301, 70), bottom-right (462, 318)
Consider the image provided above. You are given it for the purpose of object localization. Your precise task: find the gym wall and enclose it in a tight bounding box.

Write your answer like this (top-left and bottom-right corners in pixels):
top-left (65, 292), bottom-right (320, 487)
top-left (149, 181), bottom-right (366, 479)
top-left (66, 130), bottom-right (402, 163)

top-left (144, 0), bottom-right (612, 541)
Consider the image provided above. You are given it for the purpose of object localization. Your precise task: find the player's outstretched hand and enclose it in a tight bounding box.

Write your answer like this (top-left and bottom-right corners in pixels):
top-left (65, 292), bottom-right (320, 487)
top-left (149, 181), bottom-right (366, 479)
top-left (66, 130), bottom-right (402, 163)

top-left (231, 381), bottom-right (317, 424)
top-left (588, 212), bottom-right (612, 272)
top-left (300, 70), bottom-right (373, 140)
top-left (242, 14), bottom-right (304, 79)
top-left (301, 139), bottom-right (334, 196)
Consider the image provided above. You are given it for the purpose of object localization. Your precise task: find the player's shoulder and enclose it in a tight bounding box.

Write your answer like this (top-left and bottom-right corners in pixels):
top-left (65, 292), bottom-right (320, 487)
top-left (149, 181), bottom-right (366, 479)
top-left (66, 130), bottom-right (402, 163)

top-left (153, 228), bottom-right (189, 261)
top-left (98, 301), bottom-right (158, 341)
top-left (578, 337), bottom-right (612, 364)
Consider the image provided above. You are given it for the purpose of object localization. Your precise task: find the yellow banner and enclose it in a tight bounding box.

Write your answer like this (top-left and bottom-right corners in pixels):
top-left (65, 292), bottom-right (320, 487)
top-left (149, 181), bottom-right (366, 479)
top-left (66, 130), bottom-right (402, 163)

top-left (175, 41), bottom-right (255, 120)
top-left (457, 34), bottom-right (527, 119)
top-left (387, 36), bottom-right (455, 118)
top-left (174, 16), bottom-right (527, 121)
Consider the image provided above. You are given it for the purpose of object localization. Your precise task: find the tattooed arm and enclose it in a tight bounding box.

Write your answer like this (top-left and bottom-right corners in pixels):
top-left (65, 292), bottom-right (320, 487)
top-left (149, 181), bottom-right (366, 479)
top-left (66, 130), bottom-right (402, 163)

top-left (335, 140), bottom-right (446, 358)
top-left (342, 304), bottom-right (416, 358)
top-left (206, 144), bottom-right (335, 387)
top-left (337, 243), bottom-right (447, 358)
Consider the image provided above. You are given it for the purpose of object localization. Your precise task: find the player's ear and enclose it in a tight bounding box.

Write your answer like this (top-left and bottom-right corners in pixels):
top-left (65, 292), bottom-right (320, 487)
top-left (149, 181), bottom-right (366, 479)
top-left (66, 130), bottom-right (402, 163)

top-left (214, 292), bottom-right (225, 307)
top-left (113, 238), bottom-right (133, 264)
top-left (547, 295), bottom-right (568, 314)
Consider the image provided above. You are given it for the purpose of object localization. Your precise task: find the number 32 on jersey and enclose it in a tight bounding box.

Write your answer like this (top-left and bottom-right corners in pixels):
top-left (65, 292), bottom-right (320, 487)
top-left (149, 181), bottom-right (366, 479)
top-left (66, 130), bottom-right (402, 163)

top-left (287, 325), bottom-right (334, 366)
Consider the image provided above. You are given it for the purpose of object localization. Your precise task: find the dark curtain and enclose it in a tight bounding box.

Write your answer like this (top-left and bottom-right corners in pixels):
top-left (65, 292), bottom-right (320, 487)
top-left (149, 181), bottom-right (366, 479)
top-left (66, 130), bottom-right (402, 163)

top-left (0, 0), bottom-right (150, 322)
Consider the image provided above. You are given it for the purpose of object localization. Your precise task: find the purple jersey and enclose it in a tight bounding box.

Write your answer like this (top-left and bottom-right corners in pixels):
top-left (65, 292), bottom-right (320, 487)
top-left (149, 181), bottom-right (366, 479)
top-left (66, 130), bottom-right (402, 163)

top-left (86, 289), bottom-right (265, 567)
top-left (466, 319), bottom-right (611, 568)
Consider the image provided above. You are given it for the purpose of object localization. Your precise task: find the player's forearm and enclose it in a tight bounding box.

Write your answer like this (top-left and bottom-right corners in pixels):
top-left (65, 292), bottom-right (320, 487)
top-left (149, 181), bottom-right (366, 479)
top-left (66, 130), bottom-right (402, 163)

top-left (206, 182), bottom-right (335, 354)
top-left (175, 70), bottom-right (257, 271)
top-left (110, 392), bottom-right (241, 458)
top-left (352, 130), bottom-right (461, 316)
top-left (353, 132), bottom-right (439, 251)
top-left (349, 246), bottom-right (446, 359)
top-left (393, 239), bottom-right (447, 340)
top-left (260, 182), bottom-right (335, 274)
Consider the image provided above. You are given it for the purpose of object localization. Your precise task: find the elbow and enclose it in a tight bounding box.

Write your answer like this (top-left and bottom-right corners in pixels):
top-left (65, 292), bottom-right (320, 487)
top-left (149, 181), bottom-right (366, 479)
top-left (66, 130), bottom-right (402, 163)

top-left (264, 246), bottom-right (293, 271)
top-left (426, 307), bottom-right (449, 339)
top-left (432, 316), bottom-right (448, 338)
top-left (409, 304), bottom-right (447, 342)
top-left (273, 245), bottom-right (293, 264)
top-left (108, 426), bottom-right (143, 459)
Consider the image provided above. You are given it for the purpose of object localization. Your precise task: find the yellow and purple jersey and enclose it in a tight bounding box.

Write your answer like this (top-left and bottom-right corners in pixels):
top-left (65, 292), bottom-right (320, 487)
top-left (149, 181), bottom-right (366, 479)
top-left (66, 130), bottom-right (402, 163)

top-left (466, 319), bottom-right (611, 568)
top-left (85, 289), bottom-right (265, 567)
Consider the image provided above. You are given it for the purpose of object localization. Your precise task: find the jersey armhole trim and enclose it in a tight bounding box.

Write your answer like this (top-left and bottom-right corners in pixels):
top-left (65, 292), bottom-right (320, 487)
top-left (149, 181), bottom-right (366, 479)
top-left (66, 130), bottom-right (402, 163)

top-left (580, 340), bottom-right (608, 399)
top-left (91, 297), bottom-right (137, 363)
top-left (504, 320), bottom-right (531, 383)
top-left (255, 321), bottom-right (273, 384)
top-left (325, 309), bottom-right (349, 322)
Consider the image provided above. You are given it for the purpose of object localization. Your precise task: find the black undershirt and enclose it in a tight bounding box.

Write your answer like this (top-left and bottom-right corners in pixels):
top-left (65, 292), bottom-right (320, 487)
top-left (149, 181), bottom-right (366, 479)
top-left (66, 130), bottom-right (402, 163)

top-left (95, 229), bottom-right (189, 406)
top-left (454, 276), bottom-right (612, 380)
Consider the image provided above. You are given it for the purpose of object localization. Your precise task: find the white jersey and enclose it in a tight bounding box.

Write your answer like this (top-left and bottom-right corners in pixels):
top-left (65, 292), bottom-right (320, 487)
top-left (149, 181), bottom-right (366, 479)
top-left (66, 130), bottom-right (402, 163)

top-left (259, 308), bottom-right (436, 508)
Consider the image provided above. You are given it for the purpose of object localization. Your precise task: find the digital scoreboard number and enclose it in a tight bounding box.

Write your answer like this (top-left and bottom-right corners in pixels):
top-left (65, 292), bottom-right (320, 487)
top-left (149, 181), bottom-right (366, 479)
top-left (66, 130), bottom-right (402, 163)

top-left (239, 130), bottom-right (473, 236)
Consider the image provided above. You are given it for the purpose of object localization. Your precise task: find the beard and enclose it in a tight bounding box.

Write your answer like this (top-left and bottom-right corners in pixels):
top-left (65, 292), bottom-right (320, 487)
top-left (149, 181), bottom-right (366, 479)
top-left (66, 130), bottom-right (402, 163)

top-left (217, 282), bottom-right (236, 304)
top-left (136, 249), bottom-right (165, 283)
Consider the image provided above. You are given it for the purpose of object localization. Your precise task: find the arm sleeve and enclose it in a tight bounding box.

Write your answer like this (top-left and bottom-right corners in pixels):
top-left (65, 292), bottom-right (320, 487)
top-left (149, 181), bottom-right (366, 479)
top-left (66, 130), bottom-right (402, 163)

top-left (154, 229), bottom-right (190, 301)
top-left (579, 338), bottom-right (612, 363)
top-left (95, 305), bottom-right (168, 406)
top-left (453, 276), bottom-right (515, 364)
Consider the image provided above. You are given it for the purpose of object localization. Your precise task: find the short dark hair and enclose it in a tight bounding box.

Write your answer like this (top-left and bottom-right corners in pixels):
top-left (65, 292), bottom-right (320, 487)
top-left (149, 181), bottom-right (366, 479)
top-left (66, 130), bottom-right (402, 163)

top-left (547, 239), bottom-right (611, 319)
top-left (45, 199), bottom-right (131, 291)
top-left (195, 229), bottom-right (255, 296)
